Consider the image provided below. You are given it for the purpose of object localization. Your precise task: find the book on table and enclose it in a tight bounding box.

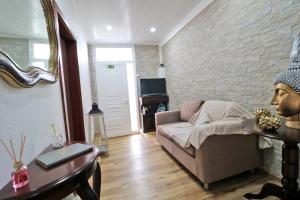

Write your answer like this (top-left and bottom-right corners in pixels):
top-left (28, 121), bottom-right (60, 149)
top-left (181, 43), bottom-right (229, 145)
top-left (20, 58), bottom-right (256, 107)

top-left (35, 143), bottom-right (94, 169)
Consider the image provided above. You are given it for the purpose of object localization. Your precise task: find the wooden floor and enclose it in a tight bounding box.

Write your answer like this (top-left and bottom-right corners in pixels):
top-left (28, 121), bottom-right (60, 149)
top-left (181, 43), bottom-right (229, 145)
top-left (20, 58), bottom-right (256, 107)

top-left (94, 132), bottom-right (280, 200)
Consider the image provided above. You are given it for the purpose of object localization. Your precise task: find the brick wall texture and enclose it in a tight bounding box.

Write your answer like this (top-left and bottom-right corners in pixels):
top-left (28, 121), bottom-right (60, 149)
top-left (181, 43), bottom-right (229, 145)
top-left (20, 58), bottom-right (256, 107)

top-left (135, 45), bottom-right (160, 78)
top-left (162, 0), bottom-right (300, 179)
top-left (87, 45), bottom-right (98, 103)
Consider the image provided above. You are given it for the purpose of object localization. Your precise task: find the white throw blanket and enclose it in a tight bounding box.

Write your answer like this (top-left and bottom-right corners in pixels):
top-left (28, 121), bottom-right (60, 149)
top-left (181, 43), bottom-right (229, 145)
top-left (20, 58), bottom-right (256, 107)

top-left (159, 119), bottom-right (251, 149)
top-left (158, 122), bottom-right (194, 148)
top-left (190, 119), bottom-right (249, 149)
top-left (159, 100), bottom-right (273, 150)
top-left (158, 119), bottom-right (272, 150)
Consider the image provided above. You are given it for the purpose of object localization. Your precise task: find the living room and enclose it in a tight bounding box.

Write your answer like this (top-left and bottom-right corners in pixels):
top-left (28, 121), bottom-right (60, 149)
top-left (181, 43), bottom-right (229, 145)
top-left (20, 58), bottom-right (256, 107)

top-left (0, 0), bottom-right (300, 199)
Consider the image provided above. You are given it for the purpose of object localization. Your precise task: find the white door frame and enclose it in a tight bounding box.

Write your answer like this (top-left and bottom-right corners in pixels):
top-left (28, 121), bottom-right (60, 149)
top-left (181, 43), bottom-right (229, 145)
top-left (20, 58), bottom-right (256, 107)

top-left (92, 45), bottom-right (140, 133)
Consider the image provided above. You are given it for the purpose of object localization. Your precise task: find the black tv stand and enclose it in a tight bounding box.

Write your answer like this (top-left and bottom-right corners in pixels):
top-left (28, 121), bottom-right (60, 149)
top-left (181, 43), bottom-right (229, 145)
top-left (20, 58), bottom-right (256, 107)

top-left (139, 95), bottom-right (169, 132)
top-left (141, 93), bottom-right (167, 97)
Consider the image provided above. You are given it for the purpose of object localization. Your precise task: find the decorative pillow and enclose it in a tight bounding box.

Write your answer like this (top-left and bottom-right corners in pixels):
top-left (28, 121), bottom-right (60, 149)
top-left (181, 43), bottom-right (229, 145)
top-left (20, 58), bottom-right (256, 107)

top-left (194, 100), bottom-right (253, 125)
top-left (188, 108), bottom-right (202, 124)
top-left (180, 100), bottom-right (204, 122)
top-left (194, 111), bottom-right (210, 125)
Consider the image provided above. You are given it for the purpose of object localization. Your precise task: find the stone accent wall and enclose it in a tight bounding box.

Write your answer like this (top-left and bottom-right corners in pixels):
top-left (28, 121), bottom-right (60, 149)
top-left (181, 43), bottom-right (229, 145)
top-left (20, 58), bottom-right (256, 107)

top-left (0, 37), bottom-right (29, 67)
top-left (87, 45), bottom-right (100, 133)
top-left (135, 45), bottom-right (160, 78)
top-left (88, 45), bottom-right (98, 103)
top-left (162, 0), bottom-right (300, 179)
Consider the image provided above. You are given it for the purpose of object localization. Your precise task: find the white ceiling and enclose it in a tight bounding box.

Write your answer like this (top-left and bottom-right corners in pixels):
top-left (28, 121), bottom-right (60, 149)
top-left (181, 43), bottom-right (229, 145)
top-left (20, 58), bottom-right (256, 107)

top-left (72, 0), bottom-right (205, 45)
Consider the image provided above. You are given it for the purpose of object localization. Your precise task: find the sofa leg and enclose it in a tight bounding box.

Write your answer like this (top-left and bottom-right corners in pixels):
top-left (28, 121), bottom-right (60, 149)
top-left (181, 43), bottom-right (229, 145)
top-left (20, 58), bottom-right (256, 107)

top-left (204, 183), bottom-right (209, 190)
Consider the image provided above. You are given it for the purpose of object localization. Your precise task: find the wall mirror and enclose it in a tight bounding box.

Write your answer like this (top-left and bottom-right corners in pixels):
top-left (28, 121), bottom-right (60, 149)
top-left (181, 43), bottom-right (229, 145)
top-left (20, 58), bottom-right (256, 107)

top-left (0, 0), bottom-right (59, 88)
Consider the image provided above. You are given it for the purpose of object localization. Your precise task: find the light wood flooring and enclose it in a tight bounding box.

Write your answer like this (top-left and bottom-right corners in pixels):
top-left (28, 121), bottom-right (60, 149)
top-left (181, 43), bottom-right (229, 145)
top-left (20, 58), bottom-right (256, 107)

top-left (94, 132), bottom-right (280, 200)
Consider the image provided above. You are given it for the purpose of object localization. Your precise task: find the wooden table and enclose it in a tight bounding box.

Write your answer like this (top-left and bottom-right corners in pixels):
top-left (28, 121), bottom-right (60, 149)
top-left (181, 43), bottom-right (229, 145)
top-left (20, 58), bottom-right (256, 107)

top-left (0, 142), bottom-right (101, 200)
top-left (242, 119), bottom-right (300, 200)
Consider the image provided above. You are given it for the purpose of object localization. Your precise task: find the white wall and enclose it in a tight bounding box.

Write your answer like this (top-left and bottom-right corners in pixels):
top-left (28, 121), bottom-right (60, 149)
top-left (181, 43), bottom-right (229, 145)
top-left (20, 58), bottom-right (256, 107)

top-left (55, 1), bottom-right (92, 141)
top-left (0, 0), bottom-right (92, 189)
top-left (0, 82), bottom-right (65, 189)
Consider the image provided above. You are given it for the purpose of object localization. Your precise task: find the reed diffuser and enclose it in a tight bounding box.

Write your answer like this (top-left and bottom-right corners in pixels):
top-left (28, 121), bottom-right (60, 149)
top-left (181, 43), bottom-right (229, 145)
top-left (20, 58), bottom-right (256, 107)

top-left (50, 123), bottom-right (64, 148)
top-left (0, 134), bottom-right (29, 189)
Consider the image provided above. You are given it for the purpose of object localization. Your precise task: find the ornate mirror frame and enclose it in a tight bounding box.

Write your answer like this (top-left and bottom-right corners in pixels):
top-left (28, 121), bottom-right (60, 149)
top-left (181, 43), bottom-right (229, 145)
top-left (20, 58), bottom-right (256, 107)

top-left (0, 0), bottom-right (59, 88)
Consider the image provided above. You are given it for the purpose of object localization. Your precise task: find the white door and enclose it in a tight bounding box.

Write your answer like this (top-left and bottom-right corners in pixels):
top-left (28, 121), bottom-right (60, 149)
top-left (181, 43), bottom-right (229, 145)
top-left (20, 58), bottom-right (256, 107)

top-left (96, 64), bottom-right (131, 137)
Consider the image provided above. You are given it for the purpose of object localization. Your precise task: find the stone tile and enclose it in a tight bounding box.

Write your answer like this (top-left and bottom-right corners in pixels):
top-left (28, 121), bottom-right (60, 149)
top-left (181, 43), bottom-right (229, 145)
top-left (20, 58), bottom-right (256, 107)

top-left (162, 0), bottom-right (300, 183)
top-left (135, 45), bottom-right (160, 79)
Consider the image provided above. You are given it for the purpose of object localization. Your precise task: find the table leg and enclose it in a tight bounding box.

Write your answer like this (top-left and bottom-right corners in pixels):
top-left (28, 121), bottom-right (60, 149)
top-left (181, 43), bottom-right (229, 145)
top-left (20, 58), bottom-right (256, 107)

top-left (93, 162), bottom-right (101, 199)
top-left (281, 142), bottom-right (299, 200)
top-left (244, 141), bottom-right (300, 200)
top-left (76, 178), bottom-right (99, 200)
top-left (244, 183), bottom-right (283, 199)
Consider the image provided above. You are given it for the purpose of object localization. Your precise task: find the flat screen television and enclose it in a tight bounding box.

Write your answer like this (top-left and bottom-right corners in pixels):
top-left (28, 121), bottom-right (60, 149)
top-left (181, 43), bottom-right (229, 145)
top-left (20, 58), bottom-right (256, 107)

top-left (140, 78), bottom-right (166, 96)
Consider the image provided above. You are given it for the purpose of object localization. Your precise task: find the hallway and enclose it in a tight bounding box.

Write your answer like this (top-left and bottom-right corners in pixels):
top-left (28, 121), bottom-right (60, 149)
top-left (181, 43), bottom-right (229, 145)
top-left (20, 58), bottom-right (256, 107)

top-left (97, 133), bottom-right (279, 200)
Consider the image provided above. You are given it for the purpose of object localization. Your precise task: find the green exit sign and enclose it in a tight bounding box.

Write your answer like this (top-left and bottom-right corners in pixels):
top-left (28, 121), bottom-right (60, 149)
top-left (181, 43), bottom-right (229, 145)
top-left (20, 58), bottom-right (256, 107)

top-left (107, 65), bottom-right (114, 70)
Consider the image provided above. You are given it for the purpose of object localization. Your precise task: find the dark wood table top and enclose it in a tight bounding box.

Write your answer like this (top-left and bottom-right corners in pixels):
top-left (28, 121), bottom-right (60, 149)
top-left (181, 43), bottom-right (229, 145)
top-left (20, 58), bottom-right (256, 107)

top-left (242, 119), bottom-right (300, 143)
top-left (0, 142), bottom-right (100, 200)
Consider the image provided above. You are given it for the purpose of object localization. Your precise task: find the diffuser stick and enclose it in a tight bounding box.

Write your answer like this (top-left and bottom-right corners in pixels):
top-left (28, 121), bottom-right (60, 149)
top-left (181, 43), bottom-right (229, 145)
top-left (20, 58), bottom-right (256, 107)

top-left (0, 139), bottom-right (15, 162)
top-left (19, 134), bottom-right (23, 161)
top-left (51, 124), bottom-right (57, 137)
top-left (10, 139), bottom-right (17, 162)
top-left (20, 136), bottom-right (26, 161)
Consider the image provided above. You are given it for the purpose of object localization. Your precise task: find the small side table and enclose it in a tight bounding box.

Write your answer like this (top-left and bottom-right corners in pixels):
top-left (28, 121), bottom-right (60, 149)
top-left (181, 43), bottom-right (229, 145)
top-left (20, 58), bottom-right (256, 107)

top-left (242, 119), bottom-right (300, 200)
top-left (0, 142), bottom-right (101, 200)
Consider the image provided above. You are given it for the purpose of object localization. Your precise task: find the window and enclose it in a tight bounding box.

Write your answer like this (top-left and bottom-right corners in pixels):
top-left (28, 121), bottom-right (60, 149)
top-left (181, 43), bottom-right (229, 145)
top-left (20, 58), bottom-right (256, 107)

top-left (29, 42), bottom-right (50, 69)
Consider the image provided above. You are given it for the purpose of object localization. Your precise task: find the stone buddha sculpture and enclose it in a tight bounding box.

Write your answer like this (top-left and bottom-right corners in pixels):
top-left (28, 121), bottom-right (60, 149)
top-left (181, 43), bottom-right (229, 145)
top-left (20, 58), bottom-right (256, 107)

top-left (271, 31), bottom-right (300, 129)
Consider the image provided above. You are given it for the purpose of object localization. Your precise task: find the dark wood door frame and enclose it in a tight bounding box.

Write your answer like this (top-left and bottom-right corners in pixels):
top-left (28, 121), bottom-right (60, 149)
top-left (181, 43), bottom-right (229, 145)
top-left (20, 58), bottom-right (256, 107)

top-left (56, 7), bottom-right (85, 141)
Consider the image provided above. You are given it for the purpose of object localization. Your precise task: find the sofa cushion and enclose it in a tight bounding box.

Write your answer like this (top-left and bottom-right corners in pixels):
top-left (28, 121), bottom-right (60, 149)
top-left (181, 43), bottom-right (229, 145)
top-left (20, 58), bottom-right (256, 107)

top-left (158, 122), bottom-right (194, 148)
top-left (195, 100), bottom-right (254, 125)
top-left (158, 125), bottom-right (195, 157)
top-left (175, 143), bottom-right (195, 157)
top-left (188, 108), bottom-right (202, 124)
top-left (180, 100), bottom-right (204, 121)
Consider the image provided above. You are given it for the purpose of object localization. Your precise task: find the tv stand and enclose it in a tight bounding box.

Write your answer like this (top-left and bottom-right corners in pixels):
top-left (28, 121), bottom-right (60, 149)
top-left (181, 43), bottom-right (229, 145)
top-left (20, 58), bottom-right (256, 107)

top-left (139, 95), bottom-right (169, 132)
top-left (142, 93), bottom-right (167, 97)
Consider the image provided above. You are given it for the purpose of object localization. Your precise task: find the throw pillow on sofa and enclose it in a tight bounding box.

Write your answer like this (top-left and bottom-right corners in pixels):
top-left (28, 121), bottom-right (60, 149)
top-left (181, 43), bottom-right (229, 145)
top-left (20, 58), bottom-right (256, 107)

top-left (188, 108), bottom-right (202, 124)
top-left (180, 100), bottom-right (204, 122)
top-left (194, 100), bottom-right (253, 125)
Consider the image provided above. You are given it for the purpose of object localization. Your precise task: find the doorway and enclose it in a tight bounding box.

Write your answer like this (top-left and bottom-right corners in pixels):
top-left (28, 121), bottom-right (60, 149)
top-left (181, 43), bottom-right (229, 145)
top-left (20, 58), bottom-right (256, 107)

top-left (94, 47), bottom-right (139, 138)
top-left (58, 13), bottom-right (85, 141)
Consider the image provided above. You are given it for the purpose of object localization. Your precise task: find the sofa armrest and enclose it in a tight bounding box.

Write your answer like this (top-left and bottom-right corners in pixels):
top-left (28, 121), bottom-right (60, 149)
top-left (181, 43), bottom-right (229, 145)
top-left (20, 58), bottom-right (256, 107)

top-left (155, 110), bottom-right (181, 128)
top-left (195, 134), bottom-right (261, 184)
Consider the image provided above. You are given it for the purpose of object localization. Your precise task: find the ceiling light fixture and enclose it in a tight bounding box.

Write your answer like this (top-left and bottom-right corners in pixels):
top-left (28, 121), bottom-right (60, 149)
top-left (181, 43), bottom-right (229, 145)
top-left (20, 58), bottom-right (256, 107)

top-left (150, 27), bottom-right (156, 33)
top-left (106, 25), bottom-right (112, 31)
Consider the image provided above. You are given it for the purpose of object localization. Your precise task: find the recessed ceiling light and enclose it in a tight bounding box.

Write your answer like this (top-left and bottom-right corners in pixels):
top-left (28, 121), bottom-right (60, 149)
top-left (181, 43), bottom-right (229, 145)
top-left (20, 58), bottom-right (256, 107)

top-left (150, 27), bottom-right (156, 33)
top-left (106, 25), bottom-right (112, 31)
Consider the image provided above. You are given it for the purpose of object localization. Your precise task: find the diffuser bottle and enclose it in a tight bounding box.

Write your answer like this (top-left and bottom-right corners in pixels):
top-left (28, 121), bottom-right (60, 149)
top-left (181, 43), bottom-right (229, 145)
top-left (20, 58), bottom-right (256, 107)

top-left (12, 161), bottom-right (29, 189)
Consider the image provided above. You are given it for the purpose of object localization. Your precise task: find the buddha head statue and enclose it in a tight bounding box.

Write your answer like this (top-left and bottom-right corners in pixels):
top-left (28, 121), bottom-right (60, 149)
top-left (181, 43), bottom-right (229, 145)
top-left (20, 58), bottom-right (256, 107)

top-left (271, 31), bottom-right (300, 129)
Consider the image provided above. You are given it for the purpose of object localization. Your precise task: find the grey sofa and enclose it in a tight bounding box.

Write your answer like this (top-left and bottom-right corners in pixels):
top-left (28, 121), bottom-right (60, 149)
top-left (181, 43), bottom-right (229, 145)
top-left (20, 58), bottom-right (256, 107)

top-left (155, 109), bottom-right (262, 190)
